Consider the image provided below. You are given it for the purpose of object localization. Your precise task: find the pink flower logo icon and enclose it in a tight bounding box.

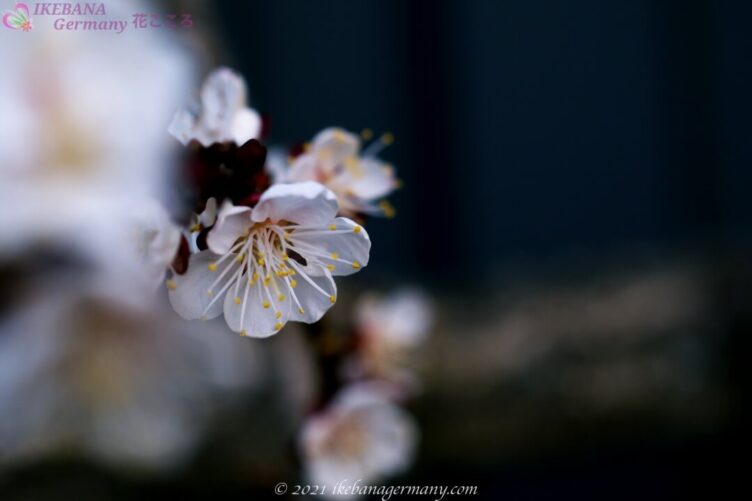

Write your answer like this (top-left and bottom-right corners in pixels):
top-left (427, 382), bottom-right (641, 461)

top-left (3, 3), bottom-right (32, 31)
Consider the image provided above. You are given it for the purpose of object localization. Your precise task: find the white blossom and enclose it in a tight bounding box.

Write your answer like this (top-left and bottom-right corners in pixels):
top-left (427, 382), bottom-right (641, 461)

top-left (299, 383), bottom-right (418, 491)
top-left (168, 182), bottom-right (371, 338)
top-left (0, 3), bottom-right (192, 305)
top-left (342, 289), bottom-right (433, 389)
top-left (283, 128), bottom-right (399, 218)
top-left (0, 283), bottom-right (262, 470)
top-left (168, 67), bottom-right (261, 147)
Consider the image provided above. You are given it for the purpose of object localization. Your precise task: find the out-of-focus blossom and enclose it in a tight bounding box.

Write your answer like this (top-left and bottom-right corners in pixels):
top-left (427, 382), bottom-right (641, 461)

top-left (0, 282), bottom-right (262, 471)
top-left (0, 4), bottom-right (192, 303)
top-left (168, 182), bottom-right (371, 338)
top-left (279, 128), bottom-right (399, 218)
top-left (169, 67), bottom-right (261, 147)
top-left (346, 289), bottom-right (433, 386)
top-left (299, 383), bottom-right (417, 491)
top-left (117, 199), bottom-right (182, 293)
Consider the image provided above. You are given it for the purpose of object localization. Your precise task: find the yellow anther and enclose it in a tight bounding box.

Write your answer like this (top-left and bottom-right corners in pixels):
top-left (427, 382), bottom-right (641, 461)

top-left (263, 301), bottom-right (271, 309)
top-left (278, 294), bottom-right (285, 301)
top-left (298, 307), bottom-right (305, 314)
top-left (207, 290), bottom-right (214, 297)
top-left (257, 257), bottom-right (265, 266)
top-left (329, 223), bottom-right (337, 231)
top-left (253, 272), bottom-right (260, 281)
top-left (361, 128), bottom-right (373, 140)
top-left (330, 252), bottom-right (339, 260)
top-left (274, 322), bottom-right (284, 331)
top-left (189, 223), bottom-right (202, 233)
top-left (240, 330), bottom-right (248, 337)
top-left (248, 278), bottom-right (255, 286)
top-left (327, 264), bottom-right (335, 271)
top-left (290, 279), bottom-right (298, 288)
top-left (165, 279), bottom-right (177, 290)
top-left (281, 252), bottom-right (289, 261)
top-left (275, 311), bottom-right (282, 319)
top-left (352, 261), bottom-right (361, 269)
top-left (235, 253), bottom-right (244, 263)
top-left (263, 276), bottom-right (271, 286)
top-left (329, 295), bottom-right (336, 304)
top-left (381, 132), bottom-right (394, 145)
top-left (234, 297), bottom-right (241, 305)
top-left (353, 225), bottom-right (362, 233)
top-left (208, 262), bottom-right (218, 272)
top-left (379, 200), bottom-right (396, 218)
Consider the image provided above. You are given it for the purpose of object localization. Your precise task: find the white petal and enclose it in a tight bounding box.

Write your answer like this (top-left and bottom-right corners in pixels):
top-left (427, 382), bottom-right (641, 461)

top-left (288, 274), bottom-right (337, 324)
top-left (333, 157), bottom-right (397, 200)
top-left (251, 182), bottom-right (338, 226)
top-left (311, 127), bottom-right (360, 166)
top-left (168, 251), bottom-right (230, 320)
top-left (290, 217), bottom-right (370, 277)
top-left (357, 289), bottom-right (432, 346)
top-left (287, 154), bottom-right (323, 183)
top-left (167, 109), bottom-right (196, 146)
top-left (199, 197), bottom-right (218, 227)
top-left (231, 107), bottom-right (262, 146)
top-left (200, 67), bottom-right (248, 132)
top-left (223, 278), bottom-right (289, 338)
top-left (206, 202), bottom-right (252, 254)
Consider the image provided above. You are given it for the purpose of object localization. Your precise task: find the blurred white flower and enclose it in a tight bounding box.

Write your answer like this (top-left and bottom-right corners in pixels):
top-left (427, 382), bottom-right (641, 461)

top-left (169, 67), bottom-right (261, 147)
top-left (121, 198), bottom-right (182, 291)
top-left (0, 281), bottom-right (262, 471)
top-left (281, 128), bottom-right (399, 218)
top-left (299, 383), bottom-right (418, 492)
top-left (168, 182), bottom-right (371, 338)
top-left (345, 289), bottom-right (433, 388)
top-left (0, 3), bottom-right (193, 303)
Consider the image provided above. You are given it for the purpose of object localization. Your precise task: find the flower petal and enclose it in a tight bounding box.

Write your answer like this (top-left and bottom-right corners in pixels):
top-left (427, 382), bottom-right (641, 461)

top-left (223, 277), bottom-right (290, 338)
top-left (167, 109), bottom-right (197, 146)
top-left (332, 157), bottom-right (397, 200)
top-left (288, 273), bottom-right (337, 324)
top-left (200, 67), bottom-right (248, 133)
top-left (231, 107), bottom-right (262, 146)
top-left (251, 182), bottom-right (338, 226)
top-left (311, 127), bottom-right (360, 167)
top-left (290, 217), bottom-right (370, 277)
top-left (168, 251), bottom-right (229, 320)
top-left (206, 202), bottom-right (252, 255)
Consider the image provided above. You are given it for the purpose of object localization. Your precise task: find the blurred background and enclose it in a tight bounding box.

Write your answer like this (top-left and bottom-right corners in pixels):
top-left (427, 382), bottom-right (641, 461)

top-left (1, 0), bottom-right (750, 499)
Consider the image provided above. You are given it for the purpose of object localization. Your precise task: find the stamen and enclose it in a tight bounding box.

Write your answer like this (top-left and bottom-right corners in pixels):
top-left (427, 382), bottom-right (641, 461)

top-left (165, 279), bottom-right (177, 290)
